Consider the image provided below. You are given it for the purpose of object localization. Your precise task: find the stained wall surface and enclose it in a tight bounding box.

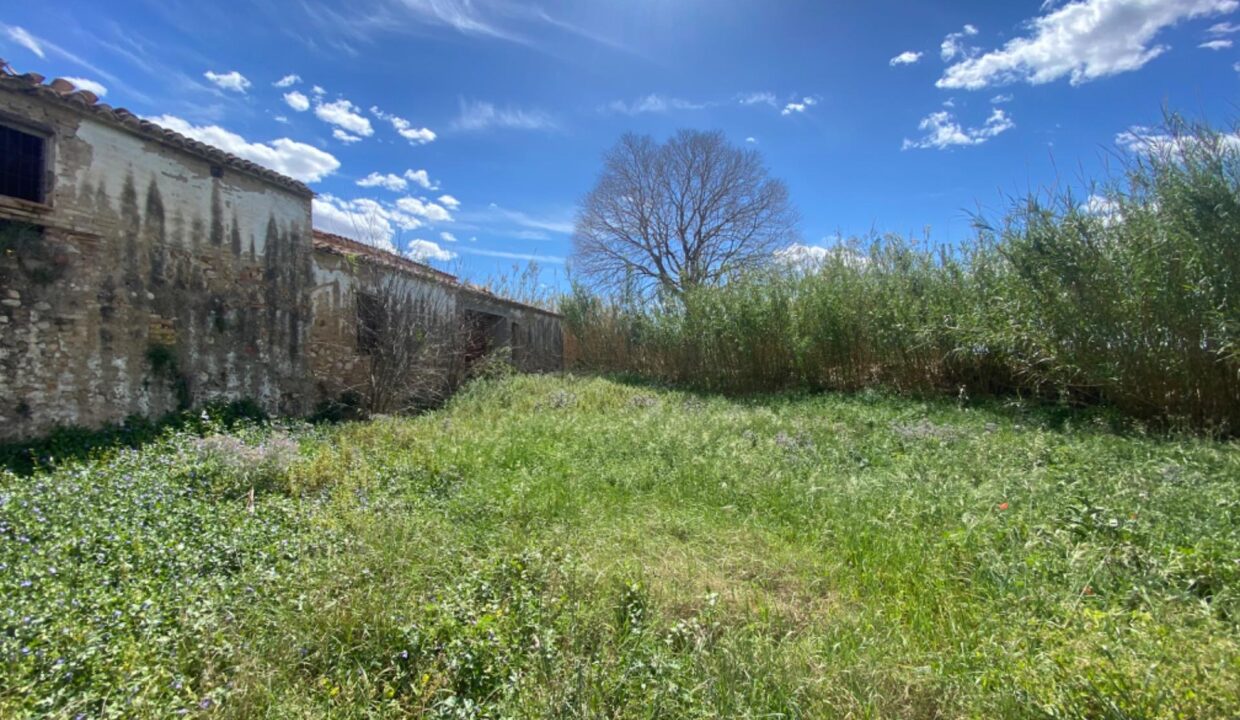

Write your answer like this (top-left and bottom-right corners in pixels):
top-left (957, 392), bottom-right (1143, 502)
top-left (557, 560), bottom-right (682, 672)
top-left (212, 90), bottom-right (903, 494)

top-left (1, 88), bottom-right (315, 441)
top-left (0, 84), bottom-right (563, 442)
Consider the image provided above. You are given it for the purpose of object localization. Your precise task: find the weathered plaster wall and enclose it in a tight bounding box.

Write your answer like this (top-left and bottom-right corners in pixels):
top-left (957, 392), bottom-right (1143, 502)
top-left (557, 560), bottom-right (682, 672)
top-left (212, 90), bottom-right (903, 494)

top-left (308, 247), bottom-right (563, 409)
top-left (307, 247), bottom-right (459, 406)
top-left (0, 90), bottom-right (314, 441)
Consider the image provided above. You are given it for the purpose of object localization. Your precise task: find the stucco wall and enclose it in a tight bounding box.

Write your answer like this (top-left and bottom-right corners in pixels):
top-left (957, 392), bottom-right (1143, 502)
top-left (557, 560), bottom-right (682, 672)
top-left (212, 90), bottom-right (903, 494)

top-left (0, 89), bottom-right (314, 441)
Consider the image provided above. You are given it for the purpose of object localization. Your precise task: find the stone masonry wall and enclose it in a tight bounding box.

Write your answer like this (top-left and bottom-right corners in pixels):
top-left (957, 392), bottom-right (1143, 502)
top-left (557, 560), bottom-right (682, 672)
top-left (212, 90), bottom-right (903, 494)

top-left (0, 90), bottom-right (314, 441)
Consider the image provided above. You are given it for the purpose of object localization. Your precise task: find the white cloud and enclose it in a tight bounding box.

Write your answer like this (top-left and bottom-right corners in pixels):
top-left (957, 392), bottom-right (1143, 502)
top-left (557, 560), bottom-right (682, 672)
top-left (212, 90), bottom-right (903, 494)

top-left (1200, 38), bottom-right (1233, 49)
top-left (315, 98), bottom-right (374, 137)
top-left (204, 70), bottom-right (251, 93)
top-left (990, 93), bottom-right (1014, 104)
top-left (738, 91), bottom-right (778, 107)
top-left (313, 196), bottom-right (398, 251)
top-left (147, 114), bottom-right (341, 183)
top-left (1115, 124), bottom-right (1240, 154)
top-left (1208, 21), bottom-right (1240, 33)
top-left (440, 231), bottom-right (458, 243)
top-left (3, 25), bottom-right (44, 58)
top-left (781, 96), bottom-right (818, 115)
top-left (745, 136), bottom-right (758, 143)
top-left (274, 74), bottom-right (301, 88)
top-left (396, 197), bottom-right (454, 223)
top-left (1235, 61), bottom-right (1240, 72)
top-left (1081, 193), bottom-right (1124, 226)
top-left (312, 85), bottom-right (326, 96)
top-left (403, 169), bottom-right (437, 189)
top-left (938, 0), bottom-right (1238, 90)
top-left (332, 128), bottom-right (363, 144)
top-left (774, 243), bottom-right (869, 271)
top-left (941, 24), bottom-right (980, 62)
top-left (902, 108), bottom-right (1014, 150)
top-left (357, 172), bottom-right (409, 191)
top-left (889, 50), bottom-right (923, 66)
top-left (407, 239), bottom-right (457, 262)
top-left (371, 106), bottom-right (437, 145)
top-left (453, 99), bottom-right (556, 131)
top-left (283, 90), bottom-right (310, 112)
top-left (606, 94), bottom-right (707, 115)
top-left (312, 193), bottom-right (437, 249)
top-left (438, 194), bottom-right (461, 210)
top-left (62, 77), bottom-right (107, 97)
top-left (274, 115), bottom-right (289, 124)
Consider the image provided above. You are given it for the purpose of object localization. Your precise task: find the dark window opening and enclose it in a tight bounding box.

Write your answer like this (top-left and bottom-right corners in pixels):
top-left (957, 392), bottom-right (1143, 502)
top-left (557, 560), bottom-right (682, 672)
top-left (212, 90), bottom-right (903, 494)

top-left (0, 124), bottom-right (46, 203)
top-left (464, 309), bottom-right (504, 367)
top-left (510, 321), bottom-right (522, 365)
top-left (210, 164), bottom-right (224, 179)
top-left (356, 292), bottom-right (384, 355)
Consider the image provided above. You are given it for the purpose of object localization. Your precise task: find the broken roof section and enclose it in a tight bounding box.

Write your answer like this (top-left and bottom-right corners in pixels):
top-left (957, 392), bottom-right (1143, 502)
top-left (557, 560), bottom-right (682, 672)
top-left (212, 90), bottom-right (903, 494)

top-left (0, 59), bottom-right (314, 197)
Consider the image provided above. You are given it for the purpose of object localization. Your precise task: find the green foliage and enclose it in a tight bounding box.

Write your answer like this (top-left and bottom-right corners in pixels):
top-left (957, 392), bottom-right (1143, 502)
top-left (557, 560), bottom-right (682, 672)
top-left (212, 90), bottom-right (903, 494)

top-left (564, 116), bottom-right (1240, 433)
top-left (0, 399), bottom-right (267, 476)
top-left (2, 374), bottom-right (1238, 718)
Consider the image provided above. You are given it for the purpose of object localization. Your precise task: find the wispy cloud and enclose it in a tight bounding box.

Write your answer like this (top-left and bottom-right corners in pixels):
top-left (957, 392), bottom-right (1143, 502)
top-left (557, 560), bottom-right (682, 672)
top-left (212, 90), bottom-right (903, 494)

top-left (460, 247), bottom-right (566, 263)
top-left (605, 94), bottom-right (709, 115)
top-left (1, 23), bottom-right (120, 84)
top-left (371, 106), bottom-right (437, 144)
top-left (453, 99), bottom-right (557, 132)
top-left (3, 24), bottom-right (44, 58)
top-left (481, 203), bottom-right (574, 234)
top-left (737, 91), bottom-right (778, 107)
top-left (781, 96), bottom-right (818, 116)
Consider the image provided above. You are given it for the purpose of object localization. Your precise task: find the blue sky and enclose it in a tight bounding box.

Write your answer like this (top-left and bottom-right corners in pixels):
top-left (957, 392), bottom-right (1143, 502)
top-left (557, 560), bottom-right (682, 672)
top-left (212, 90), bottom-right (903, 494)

top-left (2, 0), bottom-right (1238, 286)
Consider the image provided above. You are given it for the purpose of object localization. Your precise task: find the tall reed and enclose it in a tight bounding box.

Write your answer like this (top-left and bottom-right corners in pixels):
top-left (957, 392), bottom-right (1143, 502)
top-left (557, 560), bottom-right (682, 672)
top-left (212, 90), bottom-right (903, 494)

top-left (564, 117), bottom-right (1240, 432)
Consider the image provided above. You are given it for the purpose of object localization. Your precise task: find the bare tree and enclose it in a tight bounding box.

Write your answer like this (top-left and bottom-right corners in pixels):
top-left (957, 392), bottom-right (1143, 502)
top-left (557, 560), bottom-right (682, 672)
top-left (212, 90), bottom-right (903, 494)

top-left (351, 271), bottom-right (461, 414)
top-left (572, 130), bottom-right (798, 298)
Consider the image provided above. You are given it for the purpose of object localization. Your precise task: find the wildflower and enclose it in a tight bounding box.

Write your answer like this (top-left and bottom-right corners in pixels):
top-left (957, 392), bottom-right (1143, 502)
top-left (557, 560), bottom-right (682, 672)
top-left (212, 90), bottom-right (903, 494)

top-left (998, 502), bottom-right (1009, 511)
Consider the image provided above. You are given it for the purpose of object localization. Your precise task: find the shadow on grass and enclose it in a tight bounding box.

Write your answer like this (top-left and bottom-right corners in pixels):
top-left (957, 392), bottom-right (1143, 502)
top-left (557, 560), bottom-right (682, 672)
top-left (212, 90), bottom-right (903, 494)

top-left (0, 399), bottom-right (269, 476)
top-left (595, 371), bottom-right (1208, 442)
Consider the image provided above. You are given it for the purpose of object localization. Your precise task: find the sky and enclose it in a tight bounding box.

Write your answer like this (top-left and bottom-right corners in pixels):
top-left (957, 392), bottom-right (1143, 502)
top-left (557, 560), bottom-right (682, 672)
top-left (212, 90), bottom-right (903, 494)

top-left (2, 0), bottom-right (1238, 287)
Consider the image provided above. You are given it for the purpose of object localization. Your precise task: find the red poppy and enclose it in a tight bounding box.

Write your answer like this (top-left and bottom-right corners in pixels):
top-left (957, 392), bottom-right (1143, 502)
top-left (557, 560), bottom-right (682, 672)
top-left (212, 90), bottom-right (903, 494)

top-left (998, 502), bottom-right (1009, 511)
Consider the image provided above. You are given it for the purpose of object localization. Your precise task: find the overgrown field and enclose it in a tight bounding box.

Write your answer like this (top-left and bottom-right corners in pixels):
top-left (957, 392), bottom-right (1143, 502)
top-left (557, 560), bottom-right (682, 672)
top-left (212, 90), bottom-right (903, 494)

top-left (3, 374), bottom-right (1239, 718)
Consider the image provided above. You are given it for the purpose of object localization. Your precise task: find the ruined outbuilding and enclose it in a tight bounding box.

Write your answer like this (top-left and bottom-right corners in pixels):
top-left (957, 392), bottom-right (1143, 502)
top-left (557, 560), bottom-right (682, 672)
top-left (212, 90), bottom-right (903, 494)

top-left (0, 63), bottom-right (561, 442)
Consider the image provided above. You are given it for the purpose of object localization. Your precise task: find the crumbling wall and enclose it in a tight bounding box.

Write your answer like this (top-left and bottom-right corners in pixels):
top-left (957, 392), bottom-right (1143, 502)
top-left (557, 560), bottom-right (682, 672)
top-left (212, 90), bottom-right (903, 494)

top-left (308, 248), bottom-right (459, 410)
top-left (308, 250), bottom-right (563, 412)
top-left (0, 92), bottom-right (314, 441)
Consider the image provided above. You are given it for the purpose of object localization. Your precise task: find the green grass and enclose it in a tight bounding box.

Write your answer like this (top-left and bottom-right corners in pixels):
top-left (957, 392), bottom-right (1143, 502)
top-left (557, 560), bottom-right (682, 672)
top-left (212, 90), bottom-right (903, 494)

top-left (3, 374), bottom-right (1239, 718)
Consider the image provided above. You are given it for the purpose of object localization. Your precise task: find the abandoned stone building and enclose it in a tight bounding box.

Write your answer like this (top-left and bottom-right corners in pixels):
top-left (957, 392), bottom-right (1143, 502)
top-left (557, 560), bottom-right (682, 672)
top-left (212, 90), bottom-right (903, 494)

top-left (0, 63), bottom-right (562, 442)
